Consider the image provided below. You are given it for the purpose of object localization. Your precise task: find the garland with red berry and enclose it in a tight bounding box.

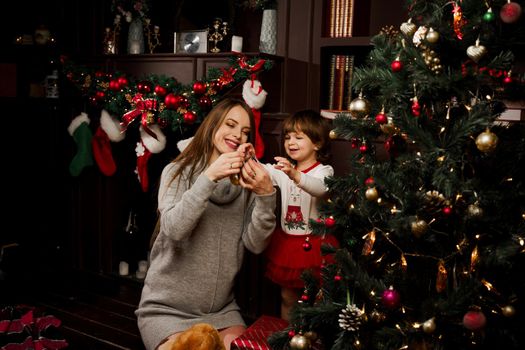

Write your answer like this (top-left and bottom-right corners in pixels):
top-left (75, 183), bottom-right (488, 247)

top-left (62, 53), bottom-right (273, 132)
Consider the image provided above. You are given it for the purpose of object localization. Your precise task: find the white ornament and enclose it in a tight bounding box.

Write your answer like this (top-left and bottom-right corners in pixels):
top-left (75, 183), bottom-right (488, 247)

top-left (413, 26), bottom-right (428, 47)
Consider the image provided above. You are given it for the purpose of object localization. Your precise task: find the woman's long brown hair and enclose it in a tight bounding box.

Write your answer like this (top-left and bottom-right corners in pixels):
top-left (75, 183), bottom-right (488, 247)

top-left (169, 97), bottom-right (255, 185)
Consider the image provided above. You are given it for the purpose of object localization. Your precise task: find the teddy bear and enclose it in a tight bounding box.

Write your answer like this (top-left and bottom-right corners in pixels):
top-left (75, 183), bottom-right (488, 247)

top-left (160, 323), bottom-right (226, 350)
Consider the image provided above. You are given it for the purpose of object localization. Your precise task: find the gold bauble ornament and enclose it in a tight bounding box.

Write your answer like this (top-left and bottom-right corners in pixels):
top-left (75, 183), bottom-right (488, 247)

top-left (475, 129), bottom-right (498, 153)
top-left (411, 219), bottom-right (429, 238)
top-left (290, 334), bottom-right (311, 350)
top-left (466, 39), bottom-right (487, 63)
top-left (467, 203), bottom-right (483, 219)
top-left (502, 305), bottom-right (516, 317)
top-left (426, 28), bottom-right (440, 43)
top-left (329, 129), bottom-right (337, 139)
top-left (365, 187), bottom-right (379, 201)
top-left (422, 317), bottom-right (437, 334)
top-left (349, 94), bottom-right (371, 118)
top-left (400, 18), bottom-right (416, 37)
top-left (229, 174), bottom-right (240, 185)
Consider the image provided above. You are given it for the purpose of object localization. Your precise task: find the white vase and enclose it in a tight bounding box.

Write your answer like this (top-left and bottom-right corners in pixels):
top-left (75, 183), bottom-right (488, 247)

top-left (127, 17), bottom-right (145, 54)
top-left (259, 9), bottom-right (277, 55)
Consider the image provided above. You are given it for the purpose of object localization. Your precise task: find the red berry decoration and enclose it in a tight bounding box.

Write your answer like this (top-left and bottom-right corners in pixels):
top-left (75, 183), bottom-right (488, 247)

top-left (164, 93), bottom-right (182, 110)
top-left (503, 76), bottom-right (513, 84)
top-left (154, 85), bottom-right (167, 97)
top-left (324, 216), bottom-right (336, 228)
top-left (117, 76), bottom-right (129, 87)
top-left (192, 81), bottom-right (207, 95)
top-left (137, 81), bottom-right (152, 94)
top-left (442, 206), bottom-right (452, 215)
top-left (198, 95), bottom-right (213, 110)
top-left (95, 90), bottom-right (105, 101)
top-left (375, 112), bottom-right (388, 124)
top-left (411, 98), bottom-right (421, 117)
top-left (500, 1), bottom-right (522, 24)
top-left (302, 239), bottom-right (312, 252)
top-left (109, 79), bottom-right (120, 91)
top-left (334, 275), bottom-right (342, 281)
top-left (391, 59), bottom-right (403, 72)
top-left (382, 287), bottom-right (401, 309)
top-left (179, 96), bottom-right (190, 109)
top-left (183, 111), bottom-right (197, 124)
top-left (95, 71), bottom-right (105, 78)
top-left (463, 310), bottom-right (487, 331)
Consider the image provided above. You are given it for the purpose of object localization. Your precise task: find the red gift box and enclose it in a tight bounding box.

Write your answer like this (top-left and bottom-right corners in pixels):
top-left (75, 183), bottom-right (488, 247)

top-left (231, 315), bottom-right (288, 350)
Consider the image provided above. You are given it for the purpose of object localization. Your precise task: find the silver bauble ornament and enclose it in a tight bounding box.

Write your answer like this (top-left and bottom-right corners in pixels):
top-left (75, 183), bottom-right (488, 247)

top-left (349, 94), bottom-right (371, 118)
top-left (467, 203), bottom-right (483, 219)
top-left (466, 39), bottom-right (487, 63)
top-left (290, 334), bottom-right (311, 350)
top-left (475, 129), bottom-right (498, 153)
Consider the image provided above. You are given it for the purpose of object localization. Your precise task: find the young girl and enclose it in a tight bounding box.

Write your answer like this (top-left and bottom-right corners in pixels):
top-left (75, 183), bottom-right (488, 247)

top-left (263, 110), bottom-right (337, 321)
top-left (136, 97), bottom-right (276, 350)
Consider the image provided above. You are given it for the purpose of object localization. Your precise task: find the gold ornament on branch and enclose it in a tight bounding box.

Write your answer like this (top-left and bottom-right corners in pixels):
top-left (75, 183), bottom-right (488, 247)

top-left (289, 333), bottom-right (311, 350)
top-left (400, 18), bottom-right (416, 37)
top-left (329, 129), bottom-right (338, 139)
top-left (365, 187), bottom-right (379, 201)
top-left (425, 27), bottom-right (439, 44)
top-left (411, 218), bottom-right (429, 238)
top-left (501, 305), bottom-right (516, 317)
top-left (349, 92), bottom-right (371, 118)
top-left (422, 317), bottom-right (437, 334)
top-left (475, 128), bottom-right (498, 153)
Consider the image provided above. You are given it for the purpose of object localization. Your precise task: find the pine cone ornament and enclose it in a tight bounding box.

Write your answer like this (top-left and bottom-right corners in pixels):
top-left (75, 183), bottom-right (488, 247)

top-left (338, 304), bottom-right (364, 332)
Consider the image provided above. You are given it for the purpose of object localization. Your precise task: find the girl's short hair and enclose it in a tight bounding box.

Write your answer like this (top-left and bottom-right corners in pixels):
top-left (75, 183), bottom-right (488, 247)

top-left (282, 109), bottom-right (331, 163)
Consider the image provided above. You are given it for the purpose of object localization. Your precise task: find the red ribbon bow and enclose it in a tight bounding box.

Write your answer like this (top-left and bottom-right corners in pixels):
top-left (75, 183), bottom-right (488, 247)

top-left (121, 93), bottom-right (159, 139)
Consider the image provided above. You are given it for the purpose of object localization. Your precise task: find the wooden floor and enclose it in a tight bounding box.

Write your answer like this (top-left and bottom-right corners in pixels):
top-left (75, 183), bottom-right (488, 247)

top-left (2, 270), bottom-right (146, 350)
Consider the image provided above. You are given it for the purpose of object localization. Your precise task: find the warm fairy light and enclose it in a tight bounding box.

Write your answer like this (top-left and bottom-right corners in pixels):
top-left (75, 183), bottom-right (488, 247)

top-left (399, 346), bottom-right (408, 350)
top-left (370, 290), bottom-right (376, 296)
top-left (505, 177), bottom-right (513, 182)
top-left (482, 279), bottom-right (495, 291)
top-left (377, 198), bottom-right (382, 204)
top-left (350, 204), bottom-right (355, 209)
top-left (520, 238), bottom-right (524, 246)
top-left (416, 152), bottom-right (422, 157)
top-left (486, 95), bottom-right (492, 100)
top-left (375, 255), bottom-right (384, 263)
top-left (355, 340), bottom-right (360, 346)
top-left (391, 205), bottom-right (398, 214)
top-left (401, 307), bottom-right (406, 314)
top-left (401, 254), bottom-right (407, 270)
top-left (395, 324), bottom-right (406, 335)
top-left (413, 322), bottom-right (421, 329)
top-left (437, 155), bottom-right (445, 162)
top-left (440, 126), bottom-right (446, 133)
top-left (475, 234), bottom-right (480, 239)
top-left (450, 167), bottom-right (454, 172)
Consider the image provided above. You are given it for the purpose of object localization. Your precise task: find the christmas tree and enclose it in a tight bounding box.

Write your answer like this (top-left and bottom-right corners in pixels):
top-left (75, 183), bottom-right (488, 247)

top-left (269, 1), bottom-right (525, 349)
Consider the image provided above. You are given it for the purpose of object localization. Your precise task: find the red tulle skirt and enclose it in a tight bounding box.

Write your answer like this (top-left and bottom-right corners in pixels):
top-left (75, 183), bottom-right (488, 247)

top-left (265, 227), bottom-right (339, 289)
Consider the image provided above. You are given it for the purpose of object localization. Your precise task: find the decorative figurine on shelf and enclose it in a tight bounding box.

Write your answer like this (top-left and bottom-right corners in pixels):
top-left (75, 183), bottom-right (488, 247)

top-left (208, 18), bottom-right (229, 53)
top-left (144, 18), bottom-right (161, 54)
top-left (103, 27), bottom-right (116, 54)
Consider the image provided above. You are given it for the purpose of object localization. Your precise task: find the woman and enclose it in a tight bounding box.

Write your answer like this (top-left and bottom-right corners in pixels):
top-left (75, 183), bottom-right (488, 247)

top-left (136, 98), bottom-right (276, 350)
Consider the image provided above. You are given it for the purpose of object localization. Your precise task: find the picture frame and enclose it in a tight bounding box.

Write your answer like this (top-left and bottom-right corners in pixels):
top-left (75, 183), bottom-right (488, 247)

top-left (174, 29), bottom-right (208, 54)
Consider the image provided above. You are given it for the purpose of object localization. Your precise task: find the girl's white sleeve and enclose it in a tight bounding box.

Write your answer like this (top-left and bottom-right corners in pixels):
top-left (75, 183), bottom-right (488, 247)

top-left (297, 164), bottom-right (334, 197)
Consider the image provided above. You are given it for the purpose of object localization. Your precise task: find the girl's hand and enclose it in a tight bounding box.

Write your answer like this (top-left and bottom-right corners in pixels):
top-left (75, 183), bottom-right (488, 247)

top-left (274, 156), bottom-right (301, 184)
top-left (240, 158), bottom-right (274, 195)
top-left (205, 151), bottom-right (245, 182)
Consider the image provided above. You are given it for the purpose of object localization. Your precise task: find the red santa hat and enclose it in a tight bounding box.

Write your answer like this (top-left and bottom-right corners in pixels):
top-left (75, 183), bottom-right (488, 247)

top-left (242, 78), bottom-right (267, 159)
top-left (92, 109), bottom-right (126, 176)
top-left (135, 124), bottom-right (166, 192)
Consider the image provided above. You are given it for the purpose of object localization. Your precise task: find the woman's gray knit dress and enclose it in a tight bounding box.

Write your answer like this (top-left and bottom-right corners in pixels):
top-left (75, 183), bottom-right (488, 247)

top-left (135, 163), bottom-right (277, 350)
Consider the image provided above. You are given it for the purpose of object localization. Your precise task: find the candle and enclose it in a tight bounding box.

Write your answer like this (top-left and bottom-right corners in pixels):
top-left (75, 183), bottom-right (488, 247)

top-left (138, 260), bottom-right (148, 272)
top-left (119, 261), bottom-right (129, 276)
top-left (231, 35), bottom-right (243, 53)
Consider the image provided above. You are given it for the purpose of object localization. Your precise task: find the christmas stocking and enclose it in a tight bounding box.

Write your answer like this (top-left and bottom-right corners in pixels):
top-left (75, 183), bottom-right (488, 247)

top-left (242, 78), bottom-right (268, 159)
top-left (68, 112), bottom-right (94, 176)
top-left (135, 124), bottom-right (166, 192)
top-left (92, 109), bottom-right (126, 176)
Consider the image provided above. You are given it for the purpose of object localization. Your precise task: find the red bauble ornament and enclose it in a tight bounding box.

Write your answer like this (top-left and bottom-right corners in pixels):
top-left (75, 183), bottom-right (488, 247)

top-left (302, 238), bottom-right (312, 252)
top-left (154, 85), bottom-right (167, 97)
top-left (503, 76), bottom-right (513, 84)
top-left (300, 294), bottom-right (309, 302)
top-left (359, 144), bottom-right (368, 153)
top-left (109, 79), bottom-right (120, 91)
top-left (463, 310), bottom-right (487, 331)
top-left (183, 111), bottom-right (197, 124)
top-left (382, 287), bottom-right (401, 309)
top-left (288, 330), bottom-right (296, 338)
top-left (334, 275), bottom-right (342, 281)
top-left (198, 95), bottom-right (213, 110)
top-left (137, 81), bottom-right (152, 94)
top-left (365, 177), bottom-right (375, 186)
top-left (164, 93), bottom-right (182, 110)
top-left (324, 216), bottom-right (336, 228)
top-left (375, 112), bottom-right (388, 124)
top-left (500, 2), bottom-right (522, 23)
top-left (411, 99), bottom-right (421, 117)
top-left (391, 60), bottom-right (404, 72)
top-left (192, 81), bottom-right (207, 95)
top-left (117, 76), bottom-right (129, 87)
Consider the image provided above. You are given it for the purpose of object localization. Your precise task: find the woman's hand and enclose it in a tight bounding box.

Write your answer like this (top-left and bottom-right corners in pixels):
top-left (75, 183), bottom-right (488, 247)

top-left (239, 158), bottom-right (274, 195)
top-left (274, 156), bottom-right (301, 184)
top-left (204, 151), bottom-right (245, 182)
